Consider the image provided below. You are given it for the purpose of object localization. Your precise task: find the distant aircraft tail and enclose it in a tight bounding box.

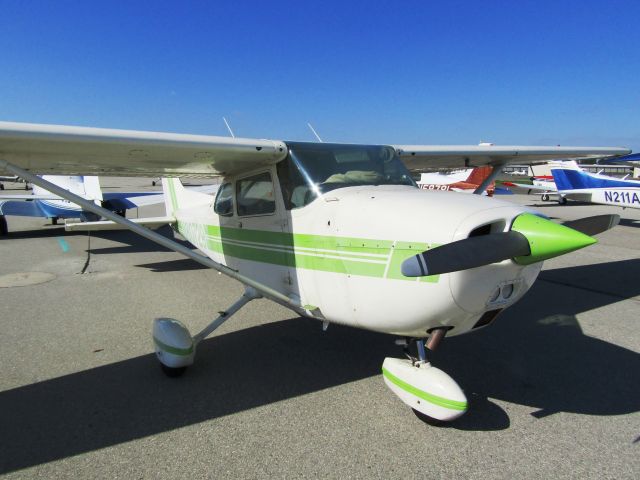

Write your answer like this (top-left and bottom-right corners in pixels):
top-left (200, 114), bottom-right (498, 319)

top-left (161, 178), bottom-right (213, 217)
top-left (82, 176), bottom-right (103, 202)
top-left (465, 166), bottom-right (493, 186)
top-left (34, 175), bottom-right (103, 202)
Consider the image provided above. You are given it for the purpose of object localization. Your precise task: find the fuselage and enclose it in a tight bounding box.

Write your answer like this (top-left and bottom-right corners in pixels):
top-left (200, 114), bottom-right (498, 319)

top-left (167, 143), bottom-right (543, 338)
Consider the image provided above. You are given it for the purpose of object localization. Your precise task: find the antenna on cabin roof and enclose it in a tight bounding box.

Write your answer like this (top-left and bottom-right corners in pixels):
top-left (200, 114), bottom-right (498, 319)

top-left (307, 122), bottom-right (323, 142)
top-left (223, 117), bottom-right (235, 138)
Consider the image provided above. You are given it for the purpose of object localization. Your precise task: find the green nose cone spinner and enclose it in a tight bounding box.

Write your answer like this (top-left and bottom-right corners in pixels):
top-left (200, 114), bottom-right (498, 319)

top-left (511, 213), bottom-right (597, 265)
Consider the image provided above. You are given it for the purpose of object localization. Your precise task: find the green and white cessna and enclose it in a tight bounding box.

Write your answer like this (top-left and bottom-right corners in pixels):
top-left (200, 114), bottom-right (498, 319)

top-left (0, 121), bottom-right (629, 423)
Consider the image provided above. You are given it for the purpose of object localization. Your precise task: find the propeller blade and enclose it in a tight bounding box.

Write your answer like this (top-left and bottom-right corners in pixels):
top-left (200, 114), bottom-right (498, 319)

top-left (402, 212), bottom-right (601, 277)
top-left (562, 214), bottom-right (620, 236)
top-left (401, 231), bottom-right (531, 277)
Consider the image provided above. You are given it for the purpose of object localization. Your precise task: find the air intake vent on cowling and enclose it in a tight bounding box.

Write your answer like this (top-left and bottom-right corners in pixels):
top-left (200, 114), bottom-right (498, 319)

top-left (468, 220), bottom-right (506, 238)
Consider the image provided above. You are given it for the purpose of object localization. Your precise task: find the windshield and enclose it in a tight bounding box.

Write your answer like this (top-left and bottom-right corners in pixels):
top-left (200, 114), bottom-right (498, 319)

top-left (278, 142), bottom-right (415, 208)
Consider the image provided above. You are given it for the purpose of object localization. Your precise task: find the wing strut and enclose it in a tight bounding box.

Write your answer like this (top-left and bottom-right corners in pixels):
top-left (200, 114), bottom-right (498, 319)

top-left (0, 159), bottom-right (301, 310)
top-left (473, 164), bottom-right (505, 195)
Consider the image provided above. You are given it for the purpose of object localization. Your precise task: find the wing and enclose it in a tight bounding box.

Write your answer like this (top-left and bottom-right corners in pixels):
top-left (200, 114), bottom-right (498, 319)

top-left (395, 145), bottom-right (631, 170)
top-left (0, 193), bottom-right (59, 200)
top-left (502, 182), bottom-right (558, 192)
top-left (0, 122), bottom-right (630, 177)
top-left (0, 121), bottom-right (287, 177)
top-left (64, 216), bottom-right (175, 231)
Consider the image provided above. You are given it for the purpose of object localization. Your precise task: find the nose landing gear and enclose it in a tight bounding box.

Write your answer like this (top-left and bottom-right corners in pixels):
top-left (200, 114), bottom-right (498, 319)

top-left (382, 329), bottom-right (467, 423)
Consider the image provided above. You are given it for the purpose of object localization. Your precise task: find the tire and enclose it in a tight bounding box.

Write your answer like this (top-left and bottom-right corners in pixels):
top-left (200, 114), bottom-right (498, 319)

top-left (160, 364), bottom-right (187, 377)
top-left (0, 216), bottom-right (8, 236)
top-left (412, 408), bottom-right (446, 426)
top-left (558, 197), bottom-right (567, 205)
top-left (541, 194), bottom-right (549, 202)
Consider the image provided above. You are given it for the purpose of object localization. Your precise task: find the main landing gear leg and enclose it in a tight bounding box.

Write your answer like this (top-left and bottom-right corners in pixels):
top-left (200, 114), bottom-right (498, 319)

top-left (382, 329), bottom-right (467, 423)
top-left (153, 286), bottom-right (262, 377)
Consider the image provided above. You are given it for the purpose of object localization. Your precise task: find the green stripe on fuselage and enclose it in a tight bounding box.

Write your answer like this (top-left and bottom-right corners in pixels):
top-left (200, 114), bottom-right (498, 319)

top-left (168, 179), bottom-right (178, 212)
top-left (177, 221), bottom-right (440, 283)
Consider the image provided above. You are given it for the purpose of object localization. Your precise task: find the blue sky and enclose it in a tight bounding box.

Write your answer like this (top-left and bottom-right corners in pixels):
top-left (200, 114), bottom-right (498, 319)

top-left (1, 1), bottom-right (638, 150)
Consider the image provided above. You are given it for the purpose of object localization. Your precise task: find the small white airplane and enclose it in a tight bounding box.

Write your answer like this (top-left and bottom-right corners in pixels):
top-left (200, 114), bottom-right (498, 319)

top-left (0, 121), bottom-right (629, 423)
top-left (417, 166), bottom-right (497, 195)
top-left (503, 173), bottom-right (564, 203)
top-left (0, 175), bottom-right (29, 190)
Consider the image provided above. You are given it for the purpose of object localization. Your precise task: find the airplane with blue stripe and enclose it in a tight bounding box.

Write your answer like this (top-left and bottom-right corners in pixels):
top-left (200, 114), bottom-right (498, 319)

top-left (593, 152), bottom-right (640, 164)
top-left (0, 175), bottom-right (162, 235)
top-left (551, 161), bottom-right (640, 209)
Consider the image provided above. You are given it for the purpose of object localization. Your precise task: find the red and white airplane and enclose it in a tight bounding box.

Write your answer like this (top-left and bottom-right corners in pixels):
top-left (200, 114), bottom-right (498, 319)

top-left (417, 166), bottom-right (496, 196)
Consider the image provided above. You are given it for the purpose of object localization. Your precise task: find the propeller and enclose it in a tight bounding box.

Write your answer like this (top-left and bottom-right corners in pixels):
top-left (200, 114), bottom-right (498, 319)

top-left (401, 213), bottom-right (618, 278)
top-left (401, 232), bottom-right (530, 277)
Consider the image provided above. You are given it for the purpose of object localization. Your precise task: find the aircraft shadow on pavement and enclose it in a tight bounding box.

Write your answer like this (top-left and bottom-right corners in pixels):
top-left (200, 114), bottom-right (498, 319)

top-left (135, 258), bottom-right (209, 272)
top-left (525, 201), bottom-right (593, 208)
top-left (0, 319), bottom-right (394, 473)
top-left (85, 226), bottom-right (194, 255)
top-left (2, 225), bottom-right (186, 254)
top-left (1, 261), bottom-right (639, 472)
top-left (2, 225), bottom-right (68, 239)
top-left (441, 258), bottom-right (640, 429)
top-left (618, 218), bottom-right (640, 229)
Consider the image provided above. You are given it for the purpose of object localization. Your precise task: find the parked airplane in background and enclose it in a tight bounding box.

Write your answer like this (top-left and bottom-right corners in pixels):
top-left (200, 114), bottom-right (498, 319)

top-left (0, 175), bottom-right (219, 235)
top-left (417, 166), bottom-right (497, 195)
top-left (0, 175), bottom-right (163, 235)
top-left (503, 174), bottom-right (563, 203)
top-left (0, 175), bottom-right (29, 190)
top-left (551, 161), bottom-right (640, 209)
top-left (505, 161), bottom-right (640, 208)
top-left (0, 121), bottom-right (629, 423)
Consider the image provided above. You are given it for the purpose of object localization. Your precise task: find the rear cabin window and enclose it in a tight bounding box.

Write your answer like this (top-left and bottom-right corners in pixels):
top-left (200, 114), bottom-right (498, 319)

top-left (214, 183), bottom-right (234, 216)
top-left (236, 172), bottom-right (276, 216)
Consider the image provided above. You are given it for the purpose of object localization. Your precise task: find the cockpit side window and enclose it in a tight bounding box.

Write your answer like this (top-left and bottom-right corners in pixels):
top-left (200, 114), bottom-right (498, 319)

top-left (236, 172), bottom-right (276, 216)
top-left (214, 182), bottom-right (234, 216)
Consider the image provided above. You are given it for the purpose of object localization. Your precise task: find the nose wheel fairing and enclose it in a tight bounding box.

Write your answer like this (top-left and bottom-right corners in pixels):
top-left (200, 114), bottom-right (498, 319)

top-left (382, 358), bottom-right (467, 421)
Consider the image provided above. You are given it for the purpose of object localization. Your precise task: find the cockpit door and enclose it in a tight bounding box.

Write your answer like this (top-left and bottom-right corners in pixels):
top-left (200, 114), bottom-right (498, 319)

top-left (229, 168), bottom-right (292, 292)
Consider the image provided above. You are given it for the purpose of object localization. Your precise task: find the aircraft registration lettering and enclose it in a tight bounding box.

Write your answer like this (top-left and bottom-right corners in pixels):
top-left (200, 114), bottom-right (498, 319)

top-left (604, 190), bottom-right (640, 205)
top-left (420, 184), bottom-right (451, 191)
